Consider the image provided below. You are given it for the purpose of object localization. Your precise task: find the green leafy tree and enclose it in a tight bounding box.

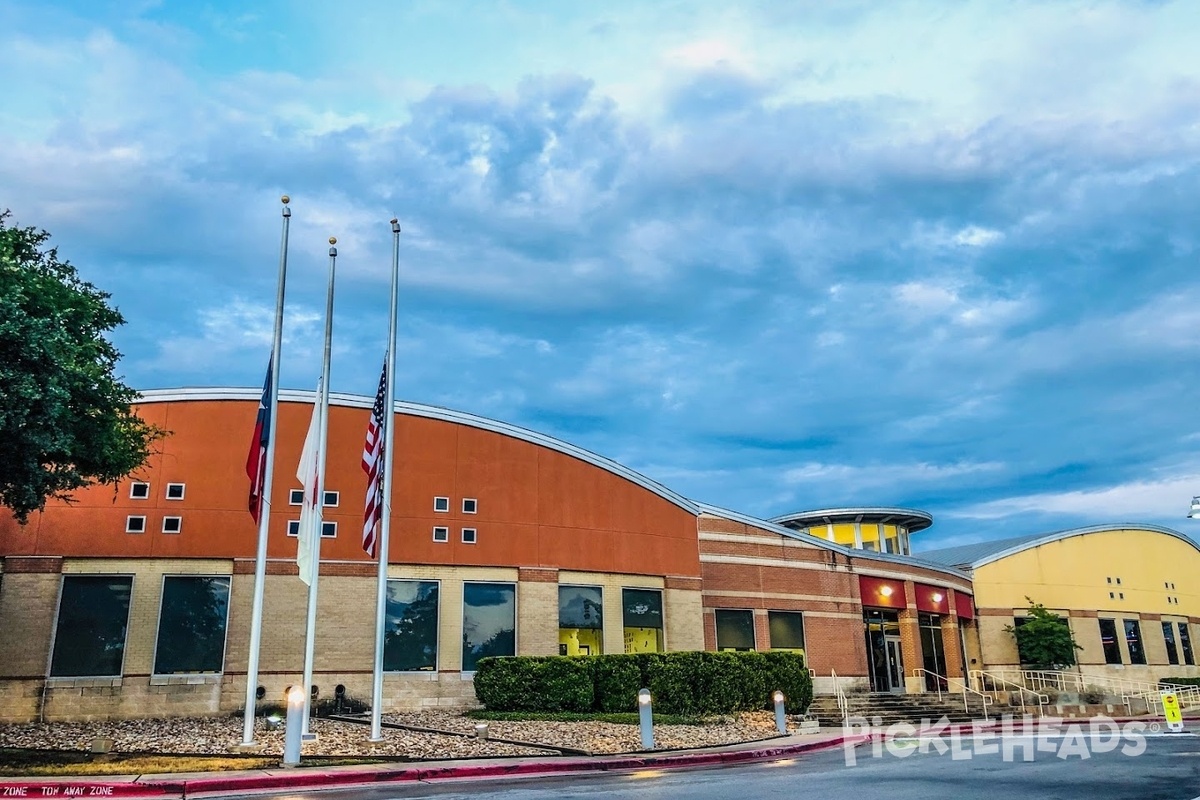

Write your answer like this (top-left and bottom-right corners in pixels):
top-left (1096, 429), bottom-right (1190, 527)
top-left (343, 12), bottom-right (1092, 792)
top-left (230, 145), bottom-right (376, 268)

top-left (1005, 598), bottom-right (1082, 669)
top-left (0, 211), bottom-right (163, 523)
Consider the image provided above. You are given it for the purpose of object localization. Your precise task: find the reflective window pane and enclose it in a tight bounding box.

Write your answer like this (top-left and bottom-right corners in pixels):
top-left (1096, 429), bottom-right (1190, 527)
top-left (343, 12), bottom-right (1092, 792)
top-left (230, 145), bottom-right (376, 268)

top-left (50, 576), bottom-right (133, 678)
top-left (462, 582), bottom-right (515, 671)
top-left (1124, 619), bottom-right (1146, 665)
top-left (1162, 621), bottom-right (1179, 666)
top-left (622, 588), bottom-right (663, 653)
top-left (385, 580), bottom-right (440, 671)
top-left (714, 609), bottom-right (755, 651)
top-left (768, 611), bottom-right (806, 654)
top-left (559, 585), bottom-right (603, 656)
top-left (154, 576), bottom-right (230, 675)
top-left (1180, 623), bottom-right (1195, 666)
top-left (1099, 618), bottom-right (1122, 664)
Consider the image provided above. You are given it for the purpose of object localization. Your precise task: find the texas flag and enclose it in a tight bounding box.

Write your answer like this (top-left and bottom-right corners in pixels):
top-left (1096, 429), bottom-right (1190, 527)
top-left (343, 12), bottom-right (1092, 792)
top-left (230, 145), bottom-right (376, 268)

top-left (246, 361), bottom-right (272, 524)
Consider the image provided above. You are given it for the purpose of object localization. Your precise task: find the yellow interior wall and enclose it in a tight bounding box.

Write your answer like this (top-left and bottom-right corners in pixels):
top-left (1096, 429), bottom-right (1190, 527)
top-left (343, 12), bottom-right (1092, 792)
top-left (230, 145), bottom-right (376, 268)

top-left (624, 627), bottom-right (664, 653)
top-left (559, 628), bottom-right (603, 656)
top-left (829, 523), bottom-right (856, 544)
top-left (972, 528), bottom-right (1200, 618)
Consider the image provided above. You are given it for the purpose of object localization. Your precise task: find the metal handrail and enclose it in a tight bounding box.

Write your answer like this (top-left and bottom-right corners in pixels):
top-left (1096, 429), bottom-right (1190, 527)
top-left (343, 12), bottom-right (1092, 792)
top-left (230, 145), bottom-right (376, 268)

top-left (831, 669), bottom-right (849, 724)
top-left (981, 668), bottom-right (1200, 715)
top-left (968, 669), bottom-right (1049, 716)
top-left (912, 668), bottom-right (992, 720)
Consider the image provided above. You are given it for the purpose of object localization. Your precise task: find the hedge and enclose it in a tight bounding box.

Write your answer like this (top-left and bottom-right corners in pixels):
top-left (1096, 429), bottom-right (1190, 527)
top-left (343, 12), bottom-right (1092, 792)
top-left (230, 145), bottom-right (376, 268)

top-left (1161, 677), bottom-right (1200, 688)
top-left (474, 651), bottom-right (812, 715)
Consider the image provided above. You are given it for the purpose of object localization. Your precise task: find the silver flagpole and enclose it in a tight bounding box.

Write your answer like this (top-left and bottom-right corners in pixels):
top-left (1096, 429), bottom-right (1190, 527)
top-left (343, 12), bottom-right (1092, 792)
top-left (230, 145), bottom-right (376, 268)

top-left (300, 237), bottom-right (338, 738)
top-left (369, 219), bottom-right (401, 741)
top-left (241, 195), bottom-right (291, 747)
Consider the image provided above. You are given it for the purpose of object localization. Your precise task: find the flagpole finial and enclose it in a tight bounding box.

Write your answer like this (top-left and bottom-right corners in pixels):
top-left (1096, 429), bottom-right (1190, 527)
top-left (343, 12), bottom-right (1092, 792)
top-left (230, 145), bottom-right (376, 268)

top-left (328, 236), bottom-right (337, 245)
top-left (281, 195), bottom-right (290, 205)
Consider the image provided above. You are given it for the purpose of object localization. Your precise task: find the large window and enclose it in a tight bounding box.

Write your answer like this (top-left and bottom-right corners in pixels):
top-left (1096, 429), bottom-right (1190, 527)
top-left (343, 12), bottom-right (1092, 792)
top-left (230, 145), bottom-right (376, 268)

top-left (919, 612), bottom-right (948, 690)
top-left (384, 580), bottom-right (439, 671)
top-left (622, 588), bottom-right (664, 653)
top-left (558, 585), bottom-right (603, 656)
top-left (1124, 619), bottom-right (1146, 665)
top-left (462, 582), bottom-right (515, 671)
top-left (1162, 621), bottom-right (1180, 666)
top-left (714, 609), bottom-right (755, 651)
top-left (153, 576), bottom-right (230, 675)
top-left (1180, 623), bottom-right (1195, 666)
top-left (50, 576), bottom-right (133, 678)
top-left (768, 611), bottom-right (806, 656)
top-left (1098, 618), bottom-right (1123, 665)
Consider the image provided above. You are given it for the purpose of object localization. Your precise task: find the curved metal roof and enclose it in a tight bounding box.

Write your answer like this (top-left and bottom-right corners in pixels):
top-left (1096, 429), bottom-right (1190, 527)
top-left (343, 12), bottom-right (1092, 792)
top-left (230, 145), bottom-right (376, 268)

top-left (918, 523), bottom-right (1200, 570)
top-left (136, 388), bottom-right (699, 515)
top-left (769, 506), bottom-right (934, 533)
top-left (697, 502), bottom-right (969, 581)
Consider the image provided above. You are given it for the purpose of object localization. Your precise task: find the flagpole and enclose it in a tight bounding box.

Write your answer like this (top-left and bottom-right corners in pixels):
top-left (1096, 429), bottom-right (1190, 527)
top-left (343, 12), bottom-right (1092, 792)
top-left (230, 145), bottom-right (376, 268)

top-left (240, 195), bottom-right (290, 747)
top-left (300, 237), bottom-right (337, 737)
top-left (369, 219), bottom-right (401, 741)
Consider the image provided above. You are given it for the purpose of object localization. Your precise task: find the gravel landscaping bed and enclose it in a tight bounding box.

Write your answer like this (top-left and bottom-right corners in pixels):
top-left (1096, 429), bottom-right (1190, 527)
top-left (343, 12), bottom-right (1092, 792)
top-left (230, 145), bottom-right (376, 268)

top-left (0, 717), bottom-right (546, 760)
top-left (381, 710), bottom-right (784, 754)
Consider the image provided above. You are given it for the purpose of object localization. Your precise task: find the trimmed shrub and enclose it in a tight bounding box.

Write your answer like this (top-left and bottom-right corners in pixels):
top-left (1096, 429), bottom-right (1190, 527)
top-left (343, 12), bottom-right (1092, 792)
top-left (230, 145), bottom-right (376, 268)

top-left (592, 654), bottom-right (643, 712)
top-left (473, 651), bottom-right (813, 716)
top-left (1161, 677), bottom-right (1200, 688)
top-left (763, 651), bottom-right (812, 714)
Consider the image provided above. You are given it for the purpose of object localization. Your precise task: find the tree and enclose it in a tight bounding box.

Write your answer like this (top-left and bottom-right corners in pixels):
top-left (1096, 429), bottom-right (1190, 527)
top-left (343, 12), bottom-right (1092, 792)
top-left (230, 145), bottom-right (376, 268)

top-left (0, 211), bottom-right (162, 523)
top-left (1005, 598), bottom-right (1082, 669)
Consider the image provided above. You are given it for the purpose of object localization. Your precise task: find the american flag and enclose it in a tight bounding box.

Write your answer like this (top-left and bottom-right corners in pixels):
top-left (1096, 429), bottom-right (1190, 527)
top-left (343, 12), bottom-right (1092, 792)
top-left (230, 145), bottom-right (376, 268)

top-left (361, 363), bottom-right (388, 557)
top-left (245, 360), bottom-right (272, 524)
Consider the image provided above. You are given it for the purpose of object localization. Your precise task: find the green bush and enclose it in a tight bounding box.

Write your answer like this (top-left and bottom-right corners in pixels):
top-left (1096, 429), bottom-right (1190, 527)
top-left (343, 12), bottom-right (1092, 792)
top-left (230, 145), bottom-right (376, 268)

top-left (473, 651), bottom-right (812, 716)
top-left (1161, 677), bottom-right (1200, 688)
top-left (592, 654), bottom-right (643, 712)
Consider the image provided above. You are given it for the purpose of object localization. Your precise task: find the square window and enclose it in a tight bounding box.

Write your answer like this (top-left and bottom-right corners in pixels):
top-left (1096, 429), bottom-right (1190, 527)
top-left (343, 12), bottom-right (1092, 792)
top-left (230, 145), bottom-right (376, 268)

top-left (462, 527), bottom-right (477, 544)
top-left (289, 489), bottom-right (305, 505)
top-left (162, 516), bottom-right (182, 534)
top-left (130, 482), bottom-right (150, 500)
top-left (323, 491), bottom-right (339, 508)
top-left (432, 526), bottom-right (449, 543)
top-left (126, 516), bottom-right (146, 533)
top-left (287, 520), bottom-right (300, 537)
top-left (463, 498), bottom-right (478, 514)
top-left (434, 496), bottom-right (450, 513)
top-left (165, 483), bottom-right (185, 500)
top-left (321, 521), bottom-right (337, 538)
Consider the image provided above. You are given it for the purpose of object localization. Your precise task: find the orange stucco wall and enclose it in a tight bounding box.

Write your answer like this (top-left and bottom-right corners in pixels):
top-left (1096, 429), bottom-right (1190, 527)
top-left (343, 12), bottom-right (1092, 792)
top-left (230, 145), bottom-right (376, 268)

top-left (0, 398), bottom-right (701, 578)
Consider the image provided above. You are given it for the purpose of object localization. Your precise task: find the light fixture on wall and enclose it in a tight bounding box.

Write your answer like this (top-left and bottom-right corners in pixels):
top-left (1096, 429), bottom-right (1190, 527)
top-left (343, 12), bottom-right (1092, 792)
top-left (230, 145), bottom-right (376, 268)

top-left (931, 592), bottom-right (943, 603)
top-left (879, 585), bottom-right (894, 597)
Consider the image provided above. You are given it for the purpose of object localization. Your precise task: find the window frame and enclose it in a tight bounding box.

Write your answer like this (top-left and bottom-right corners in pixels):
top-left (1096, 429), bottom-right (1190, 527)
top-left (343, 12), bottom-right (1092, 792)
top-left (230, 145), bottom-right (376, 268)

top-left (1179, 623), bottom-right (1195, 666)
top-left (558, 584), bottom-right (604, 656)
top-left (289, 489), bottom-right (305, 505)
top-left (150, 574), bottom-right (232, 677)
top-left (382, 578), bottom-right (441, 674)
top-left (432, 526), bottom-right (449, 543)
top-left (321, 521), bottom-right (337, 539)
top-left (1162, 621), bottom-right (1180, 666)
top-left (462, 498), bottom-right (478, 514)
top-left (47, 574), bottom-right (135, 679)
top-left (323, 490), bottom-right (339, 508)
top-left (161, 516), bottom-right (182, 534)
top-left (125, 516), bottom-right (147, 534)
top-left (1123, 618), bottom-right (1147, 665)
top-left (433, 496), bottom-right (450, 513)
top-left (1098, 618), bottom-right (1123, 665)
top-left (461, 581), bottom-right (518, 672)
top-left (287, 520), bottom-right (300, 537)
top-left (713, 608), bottom-right (757, 652)
top-left (621, 587), bottom-right (666, 653)
top-left (165, 483), bottom-right (185, 500)
top-left (461, 527), bottom-right (477, 544)
top-left (129, 482), bottom-right (150, 500)
top-left (767, 610), bottom-right (807, 653)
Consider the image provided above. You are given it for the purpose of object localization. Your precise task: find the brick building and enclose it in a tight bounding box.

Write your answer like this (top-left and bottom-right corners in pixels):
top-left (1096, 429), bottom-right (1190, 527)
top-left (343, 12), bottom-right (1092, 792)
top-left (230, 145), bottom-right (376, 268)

top-left (0, 389), bottom-right (975, 721)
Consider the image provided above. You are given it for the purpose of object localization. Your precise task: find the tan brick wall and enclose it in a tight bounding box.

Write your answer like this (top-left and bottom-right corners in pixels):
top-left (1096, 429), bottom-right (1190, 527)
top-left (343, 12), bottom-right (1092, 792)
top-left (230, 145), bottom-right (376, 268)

top-left (517, 580), bottom-right (559, 657)
top-left (0, 572), bottom-right (59, 679)
top-left (664, 587), bottom-right (703, 651)
top-left (977, 612), bottom-right (1020, 669)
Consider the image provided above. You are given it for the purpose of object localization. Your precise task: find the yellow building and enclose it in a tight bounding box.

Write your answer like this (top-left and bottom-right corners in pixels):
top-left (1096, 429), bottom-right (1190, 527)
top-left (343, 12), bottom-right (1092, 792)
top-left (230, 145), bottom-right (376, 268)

top-left (921, 524), bottom-right (1200, 683)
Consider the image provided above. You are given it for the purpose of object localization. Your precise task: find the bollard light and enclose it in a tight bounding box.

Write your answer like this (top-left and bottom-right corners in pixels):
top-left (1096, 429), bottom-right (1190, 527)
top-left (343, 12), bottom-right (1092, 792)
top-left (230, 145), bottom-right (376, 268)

top-left (282, 685), bottom-right (305, 766)
top-left (638, 688), bottom-right (654, 750)
top-left (474, 723), bottom-right (490, 741)
top-left (773, 690), bottom-right (787, 734)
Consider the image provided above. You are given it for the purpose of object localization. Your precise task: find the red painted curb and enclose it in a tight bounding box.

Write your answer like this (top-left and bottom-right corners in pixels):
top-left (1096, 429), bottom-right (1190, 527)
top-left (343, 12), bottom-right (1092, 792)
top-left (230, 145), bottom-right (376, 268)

top-left (0, 782), bottom-right (183, 798)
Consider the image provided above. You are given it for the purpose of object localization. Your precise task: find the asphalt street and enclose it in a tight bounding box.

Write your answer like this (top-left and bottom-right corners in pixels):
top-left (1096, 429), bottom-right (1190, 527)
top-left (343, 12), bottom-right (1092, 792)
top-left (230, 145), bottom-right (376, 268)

top-left (233, 732), bottom-right (1200, 800)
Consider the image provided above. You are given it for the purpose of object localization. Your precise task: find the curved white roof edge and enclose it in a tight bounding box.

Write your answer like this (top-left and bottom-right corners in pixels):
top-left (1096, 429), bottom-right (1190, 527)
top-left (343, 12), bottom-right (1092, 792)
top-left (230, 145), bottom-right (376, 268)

top-left (697, 502), bottom-right (970, 581)
top-left (769, 506), bottom-right (934, 532)
top-left (137, 387), bottom-right (700, 516)
top-left (969, 523), bottom-right (1200, 569)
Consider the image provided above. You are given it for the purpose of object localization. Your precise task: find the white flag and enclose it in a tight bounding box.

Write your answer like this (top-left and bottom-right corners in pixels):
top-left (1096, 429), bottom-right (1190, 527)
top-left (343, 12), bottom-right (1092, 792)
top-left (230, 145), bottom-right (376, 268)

top-left (296, 378), bottom-right (324, 586)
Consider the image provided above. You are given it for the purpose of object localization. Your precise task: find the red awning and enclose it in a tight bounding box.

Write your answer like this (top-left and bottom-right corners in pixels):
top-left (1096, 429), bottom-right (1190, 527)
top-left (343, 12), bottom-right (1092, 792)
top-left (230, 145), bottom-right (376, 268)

top-left (859, 576), bottom-right (906, 609)
top-left (915, 583), bottom-right (950, 614)
top-left (955, 590), bottom-right (975, 619)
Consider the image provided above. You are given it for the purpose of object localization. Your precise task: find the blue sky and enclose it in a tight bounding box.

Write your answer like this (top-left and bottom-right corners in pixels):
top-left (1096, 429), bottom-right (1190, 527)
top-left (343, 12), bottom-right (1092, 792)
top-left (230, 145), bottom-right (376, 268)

top-left (4, 0), bottom-right (1200, 550)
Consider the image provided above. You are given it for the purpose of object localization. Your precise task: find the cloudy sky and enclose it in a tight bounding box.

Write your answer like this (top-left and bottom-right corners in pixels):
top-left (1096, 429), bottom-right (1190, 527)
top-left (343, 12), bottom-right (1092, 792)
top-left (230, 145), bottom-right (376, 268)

top-left (4, 0), bottom-right (1200, 549)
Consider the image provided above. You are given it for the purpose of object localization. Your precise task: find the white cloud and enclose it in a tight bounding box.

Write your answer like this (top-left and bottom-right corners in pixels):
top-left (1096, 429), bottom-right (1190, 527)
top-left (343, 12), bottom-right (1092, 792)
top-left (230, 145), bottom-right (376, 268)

top-left (947, 473), bottom-right (1200, 521)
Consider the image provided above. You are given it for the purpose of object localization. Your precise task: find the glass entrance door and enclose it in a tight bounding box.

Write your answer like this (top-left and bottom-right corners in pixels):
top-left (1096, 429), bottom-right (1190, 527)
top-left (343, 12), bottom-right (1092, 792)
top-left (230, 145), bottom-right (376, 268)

top-left (865, 609), bottom-right (905, 693)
